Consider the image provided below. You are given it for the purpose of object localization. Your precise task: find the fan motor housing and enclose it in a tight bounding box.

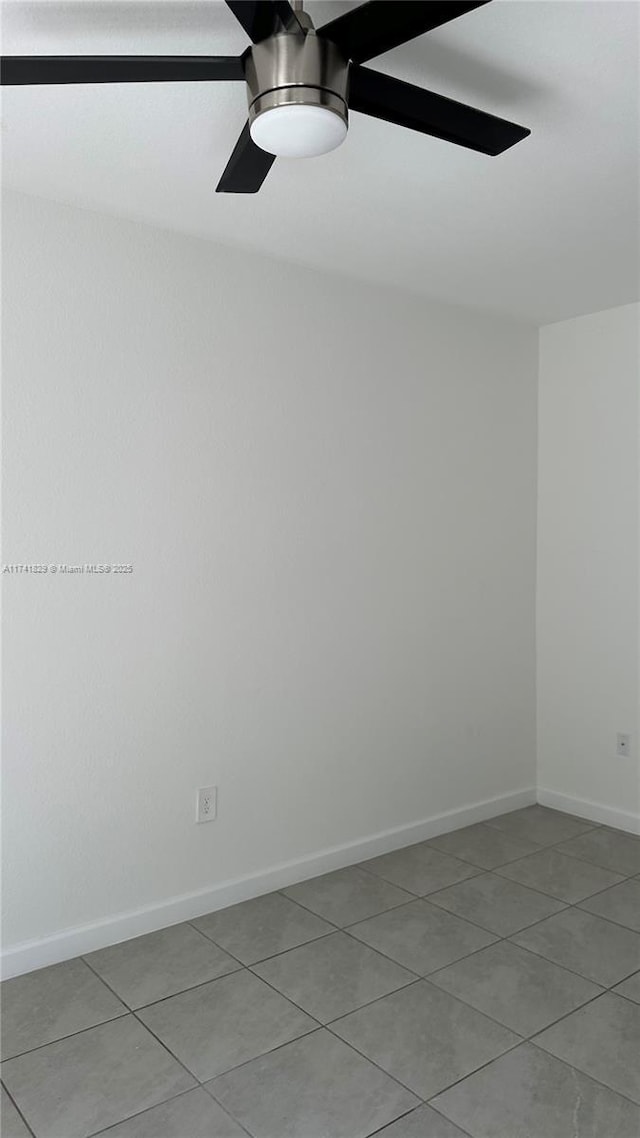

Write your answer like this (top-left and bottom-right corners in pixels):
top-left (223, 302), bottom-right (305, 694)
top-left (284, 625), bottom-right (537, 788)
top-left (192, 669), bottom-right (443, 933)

top-left (245, 32), bottom-right (349, 130)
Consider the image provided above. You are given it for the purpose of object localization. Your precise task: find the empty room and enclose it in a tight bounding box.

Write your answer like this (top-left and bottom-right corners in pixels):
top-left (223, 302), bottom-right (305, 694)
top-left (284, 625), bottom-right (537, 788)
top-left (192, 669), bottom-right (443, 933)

top-left (1, 1), bottom-right (639, 1136)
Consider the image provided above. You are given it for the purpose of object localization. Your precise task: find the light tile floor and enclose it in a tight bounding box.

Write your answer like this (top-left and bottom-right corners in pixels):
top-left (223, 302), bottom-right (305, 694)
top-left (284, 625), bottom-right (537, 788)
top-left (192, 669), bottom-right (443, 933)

top-left (2, 805), bottom-right (640, 1138)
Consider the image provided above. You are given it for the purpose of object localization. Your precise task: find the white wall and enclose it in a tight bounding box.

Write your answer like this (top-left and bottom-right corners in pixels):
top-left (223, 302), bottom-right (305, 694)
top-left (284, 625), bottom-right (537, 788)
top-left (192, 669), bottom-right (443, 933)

top-left (537, 303), bottom-right (640, 829)
top-left (1, 191), bottom-right (537, 963)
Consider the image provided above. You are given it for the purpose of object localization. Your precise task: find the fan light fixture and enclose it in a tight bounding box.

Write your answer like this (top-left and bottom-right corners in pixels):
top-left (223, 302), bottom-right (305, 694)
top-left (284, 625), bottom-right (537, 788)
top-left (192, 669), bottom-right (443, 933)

top-left (246, 28), bottom-right (349, 159)
top-left (250, 102), bottom-right (347, 158)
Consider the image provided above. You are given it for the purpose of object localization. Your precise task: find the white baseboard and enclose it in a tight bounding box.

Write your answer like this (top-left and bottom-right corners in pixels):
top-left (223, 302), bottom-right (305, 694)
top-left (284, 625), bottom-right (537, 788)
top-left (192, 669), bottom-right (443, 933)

top-left (1, 786), bottom-right (535, 979)
top-left (537, 787), bottom-right (640, 835)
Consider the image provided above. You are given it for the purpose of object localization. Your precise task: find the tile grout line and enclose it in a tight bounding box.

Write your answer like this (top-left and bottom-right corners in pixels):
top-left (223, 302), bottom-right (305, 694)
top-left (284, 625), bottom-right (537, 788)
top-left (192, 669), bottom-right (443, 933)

top-left (1, 1080), bottom-right (37, 1138)
top-left (418, 1101), bottom-right (478, 1138)
top-left (611, 988), bottom-right (640, 1007)
top-left (277, 892), bottom-right (526, 988)
top-left (351, 825), bottom-right (639, 924)
top-left (179, 921), bottom-right (353, 1017)
top-left (200, 921), bottom-right (541, 1113)
top-left (425, 822), bottom-right (600, 869)
top-left (269, 885), bottom-right (513, 965)
top-left (502, 920), bottom-right (640, 991)
top-left (492, 857), bottom-right (635, 896)
top-left (243, 925), bottom-right (621, 1072)
top-left (573, 901), bottom-right (640, 936)
top-left (526, 1039), bottom-right (640, 1111)
top-left (518, 986), bottom-right (612, 1045)
top-left (354, 857), bottom-right (485, 892)
top-left (80, 955), bottom-right (252, 1136)
top-left (85, 1084), bottom-right (251, 1138)
top-left (224, 933), bottom-right (513, 1105)
top-left (416, 1036), bottom-right (527, 1108)
top-left (364, 1103), bottom-right (438, 1138)
top-left (420, 1036), bottom-right (640, 1120)
top-left (208, 1043), bottom-right (422, 1138)
top-left (420, 892), bottom-right (569, 940)
top-left (247, 951), bottom-right (420, 1015)
top-left (198, 1085), bottom-right (260, 1138)
top-left (492, 936), bottom-right (612, 994)
top-left (82, 955), bottom-right (316, 1138)
top-left (5, 1063), bottom-right (199, 1138)
top-left (188, 924), bottom-right (340, 970)
top-left (418, 944), bottom-right (640, 1115)
top-left (84, 917), bottom-right (431, 1122)
top-left (192, 904), bottom-right (546, 1054)
top-left (382, 933), bottom-right (506, 986)
top-left (346, 830), bottom-right (640, 986)
top-left (81, 956), bottom-right (204, 1086)
top-left (322, 1015), bottom-right (448, 1104)
top-left (85, 944), bottom-right (367, 1131)
top-left (526, 987), bottom-right (635, 1047)
top-left (366, 1099), bottom-right (479, 1138)
top-left (423, 937), bottom-right (607, 1006)
top-left (325, 972), bottom-right (527, 1043)
top-left (431, 823), bottom-right (639, 876)
top-left (0, 1010), bottom-right (131, 1065)
top-left (83, 951), bottom-right (324, 1070)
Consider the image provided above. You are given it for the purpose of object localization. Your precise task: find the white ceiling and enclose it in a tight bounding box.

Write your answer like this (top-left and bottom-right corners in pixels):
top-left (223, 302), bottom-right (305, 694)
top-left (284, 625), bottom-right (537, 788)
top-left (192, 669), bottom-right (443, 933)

top-left (1, 0), bottom-right (638, 324)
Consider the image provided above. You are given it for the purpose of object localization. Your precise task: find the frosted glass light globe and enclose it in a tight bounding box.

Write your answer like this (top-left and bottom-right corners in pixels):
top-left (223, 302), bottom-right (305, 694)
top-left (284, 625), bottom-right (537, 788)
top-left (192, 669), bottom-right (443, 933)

top-left (250, 103), bottom-right (347, 158)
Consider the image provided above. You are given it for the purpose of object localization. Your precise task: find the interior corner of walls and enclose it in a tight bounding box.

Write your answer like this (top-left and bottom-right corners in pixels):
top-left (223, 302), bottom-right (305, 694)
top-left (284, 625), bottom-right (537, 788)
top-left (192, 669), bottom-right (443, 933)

top-left (536, 302), bottom-right (639, 837)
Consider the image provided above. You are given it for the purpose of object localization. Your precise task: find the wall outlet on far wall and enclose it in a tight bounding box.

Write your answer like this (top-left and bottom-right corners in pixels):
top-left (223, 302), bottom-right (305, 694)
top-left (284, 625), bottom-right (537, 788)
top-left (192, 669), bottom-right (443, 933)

top-left (196, 786), bottom-right (217, 823)
top-left (616, 733), bottom-right (631, 758)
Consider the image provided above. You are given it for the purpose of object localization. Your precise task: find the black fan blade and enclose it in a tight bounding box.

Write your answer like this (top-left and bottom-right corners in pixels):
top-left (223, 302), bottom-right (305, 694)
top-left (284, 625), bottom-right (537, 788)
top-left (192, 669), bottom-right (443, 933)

top-left (0, 56), bottom-right (245, 85)
top-left (320, 1), bottom-right (491, 64)
top-left (349, 65), bottom-right (530, 155)
top-left (225, 0), bottom-right (303, 43)
top-left (216, 122), bottom-right (275, 193)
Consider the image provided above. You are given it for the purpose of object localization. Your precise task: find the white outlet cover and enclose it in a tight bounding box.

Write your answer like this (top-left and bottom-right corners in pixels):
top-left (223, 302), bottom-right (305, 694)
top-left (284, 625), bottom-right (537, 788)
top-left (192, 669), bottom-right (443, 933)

top-left (616, 733), bottom-right (631, 757)
top-left (196, 786), bottom-right (217, 823)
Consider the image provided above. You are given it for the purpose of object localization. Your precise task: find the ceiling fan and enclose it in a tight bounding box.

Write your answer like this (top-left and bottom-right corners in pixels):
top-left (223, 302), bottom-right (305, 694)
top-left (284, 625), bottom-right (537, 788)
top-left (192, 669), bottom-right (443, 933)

top-left (0, 0), bottom-right (531, 194)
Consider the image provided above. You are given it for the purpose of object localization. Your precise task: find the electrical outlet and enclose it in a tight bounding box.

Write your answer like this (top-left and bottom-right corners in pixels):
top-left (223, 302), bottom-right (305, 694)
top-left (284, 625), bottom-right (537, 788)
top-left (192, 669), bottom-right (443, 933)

top-left (616, 733), bottom-right (631, 758)
top-left (196, 786), bottom-right (217, 823)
